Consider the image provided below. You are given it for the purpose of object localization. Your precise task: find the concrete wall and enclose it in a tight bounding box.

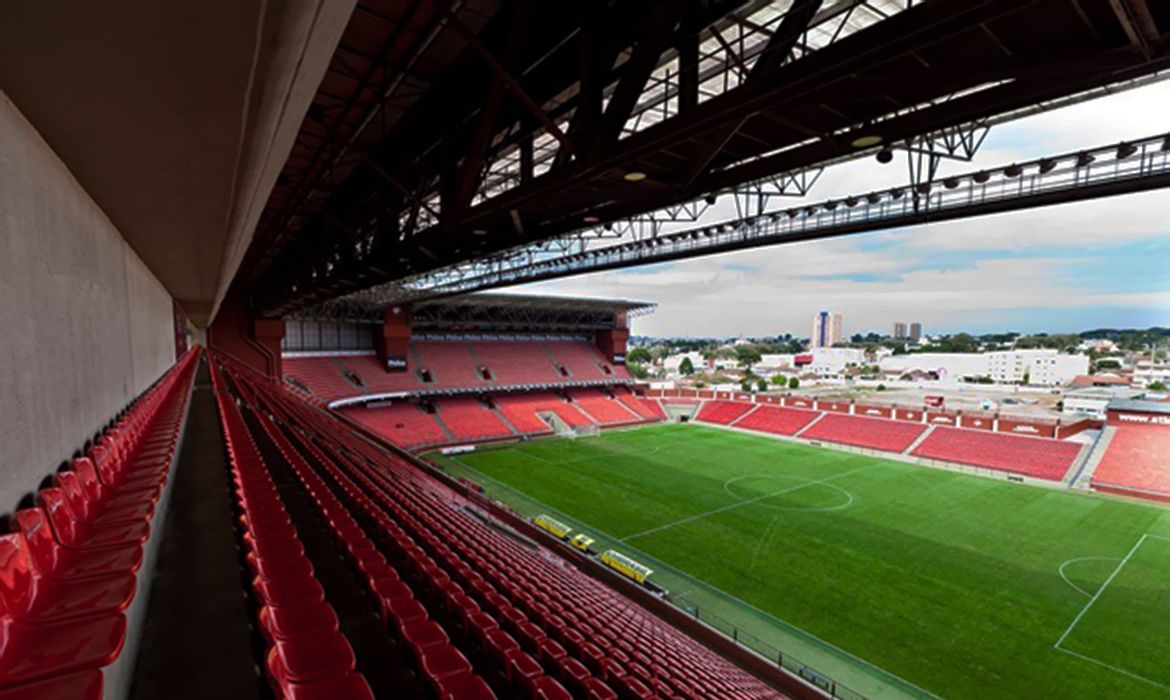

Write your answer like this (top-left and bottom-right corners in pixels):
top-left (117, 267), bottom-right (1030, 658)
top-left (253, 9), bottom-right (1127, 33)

top-left (0, 92), bottom-right (174, 512)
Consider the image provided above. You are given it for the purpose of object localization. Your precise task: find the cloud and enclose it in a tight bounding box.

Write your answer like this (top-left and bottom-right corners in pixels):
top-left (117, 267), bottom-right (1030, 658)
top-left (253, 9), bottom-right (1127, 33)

top-left (512, 81), bottom-right (1170, 337)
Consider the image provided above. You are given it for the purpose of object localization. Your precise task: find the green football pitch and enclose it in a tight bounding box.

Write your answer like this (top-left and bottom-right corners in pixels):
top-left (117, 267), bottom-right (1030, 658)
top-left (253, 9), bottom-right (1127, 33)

top-left (426, 423), bottom-right (1170, 700)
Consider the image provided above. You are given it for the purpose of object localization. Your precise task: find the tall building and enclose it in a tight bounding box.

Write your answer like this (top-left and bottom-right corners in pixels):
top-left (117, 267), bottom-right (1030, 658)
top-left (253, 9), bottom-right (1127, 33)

top-left (893, 322), bottom-right (907, 339)
top-left (810, 311), bottom-right (842, 348)
top-left (909, 322), bottom-right (923, 342)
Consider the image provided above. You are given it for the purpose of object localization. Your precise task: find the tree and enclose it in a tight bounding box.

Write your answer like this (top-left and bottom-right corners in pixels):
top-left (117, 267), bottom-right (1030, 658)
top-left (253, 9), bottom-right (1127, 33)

top-left (735, 346), bottom-right (762, 370)
top-left (627, 361), bottom-right (649, 379)
top-left (757, 378), bottom-right (768, 392)
top-left (1149, 381), bottom-right (1168, 391)
top-left (741, 381), bottom-right (753, 392)
top-left (679, 357), bottom-right (696, 375)
top-left (626, 347), bottom-right (651, 364)
top-left (876, 384), bottom-right (887, 391)
top-left (788, 376), bottom-right (800, 390)
top-left (1094, 359), bottom-right (1121, 371)
top-left (771, 374), bottom-right (787, 386)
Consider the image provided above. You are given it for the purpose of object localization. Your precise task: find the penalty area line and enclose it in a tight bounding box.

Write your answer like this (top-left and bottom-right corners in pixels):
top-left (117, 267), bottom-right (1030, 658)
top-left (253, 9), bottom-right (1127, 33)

top-left (1054, 647), bottom-right (1170, 692)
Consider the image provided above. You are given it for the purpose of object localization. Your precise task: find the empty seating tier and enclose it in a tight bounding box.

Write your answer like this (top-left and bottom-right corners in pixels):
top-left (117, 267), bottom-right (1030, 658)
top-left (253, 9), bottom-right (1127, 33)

top-left (1091, 425), bottom-right (1170, 495)
top-left (215, 353), bottom-right (783, 700)
top-left (494, 393), bottom-right (593, 434)
top-left (801, 413), bottom-right (928, 453)
top-left (473, 342), bottom-right (563, 385)
top-left (284, 340), bottom-right (637, 406)
top-left (0, 349), bottom-right (198, 698)
top-left (695, 400), bottom-right (755, 425)
top-left (339, 402), bottom-right (449, 449)
top-left (734, 405), bottom-right (820, 436)
top-left (567, 389), bottom-right (644, 425)
top-left (436, 398), bottom-right (514, 442)
top-left (912, 426), bottom-right (1082, 481)
top-left (614, 388), bottom-right (667, 421)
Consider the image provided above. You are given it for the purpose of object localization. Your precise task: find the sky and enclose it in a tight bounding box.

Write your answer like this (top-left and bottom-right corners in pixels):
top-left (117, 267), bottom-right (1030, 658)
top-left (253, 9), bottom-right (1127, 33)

top-left (506, 81), bottom-right (1170, 339)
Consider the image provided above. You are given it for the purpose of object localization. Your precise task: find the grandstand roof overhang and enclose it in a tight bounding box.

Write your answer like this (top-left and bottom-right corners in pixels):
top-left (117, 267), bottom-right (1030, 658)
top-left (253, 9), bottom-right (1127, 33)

top-left (294, 291), bottom-right (655, 330)
top-left (0, 1), bottom-right (355, 326)
top-left (233, 0), bottom-right (1170, 316)
top-left (1108, 399), bottom-right (1170, 415)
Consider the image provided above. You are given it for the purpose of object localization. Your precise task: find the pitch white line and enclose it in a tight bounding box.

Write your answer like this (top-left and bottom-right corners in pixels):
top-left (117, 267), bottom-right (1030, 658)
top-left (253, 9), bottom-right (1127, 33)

top-left (1057, 557), bottom-right (1121, 598)
top-left (723, 474), bottom-right (855, 512)
top-left (1054, 534), bottom-right (1147, 648)
top-left (621, 465), bottom-right (872, 542)
top-left (1054, 646), bottom-right (1170, 692)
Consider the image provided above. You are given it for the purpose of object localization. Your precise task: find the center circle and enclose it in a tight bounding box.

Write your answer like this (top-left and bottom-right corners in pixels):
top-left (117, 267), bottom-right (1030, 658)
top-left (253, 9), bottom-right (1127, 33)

top-left (722, 474), bottom-right (854, 512)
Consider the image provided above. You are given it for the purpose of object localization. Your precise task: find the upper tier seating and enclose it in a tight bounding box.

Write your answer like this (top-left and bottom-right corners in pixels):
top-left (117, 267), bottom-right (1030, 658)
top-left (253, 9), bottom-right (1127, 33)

top-left (473, 342), bottom-right (562, 385)
top-left (566, 389), bottom-right (644, 425)
top-left (801, 413), bottom-right (927, 453)
top-left (494, 393), bottom-right (593, 434)
top-left (1091, 425), bottom-right (1170, 494)
top-left (0, 349), bottom-right (198, 698)
top-left (414, 342), bottom-right (485, 389)
top-left (911, 426), bottom-right (1082, 481)
top-left (695, 401), bottom-right (754, 425)
top-left (614, 388), bottom-right (666, 421)
top-left (734, 405), bottom-right (820, 436)
top-left (436, 398), bottom-right (514, 442)
top-left (216, 355), bottom-right (781, 700)
top-left (340, 402), bottom-right (448, 449)
top-left (544, 343), bottom-right (624, 382)
top-left (284, 341), bottom-right (634, 404)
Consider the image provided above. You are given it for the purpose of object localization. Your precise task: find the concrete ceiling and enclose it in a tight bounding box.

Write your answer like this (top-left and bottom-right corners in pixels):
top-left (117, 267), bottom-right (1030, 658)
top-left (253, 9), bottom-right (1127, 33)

top-left (0, 0), bottom-right (355, 325)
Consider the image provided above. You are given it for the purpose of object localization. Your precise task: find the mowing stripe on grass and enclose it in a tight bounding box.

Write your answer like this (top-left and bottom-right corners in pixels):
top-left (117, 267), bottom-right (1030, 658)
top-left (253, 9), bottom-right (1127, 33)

top-left (621, 465), bottom-right (872, 542)
top-left (1053, 534), bottom-right (1147, 648)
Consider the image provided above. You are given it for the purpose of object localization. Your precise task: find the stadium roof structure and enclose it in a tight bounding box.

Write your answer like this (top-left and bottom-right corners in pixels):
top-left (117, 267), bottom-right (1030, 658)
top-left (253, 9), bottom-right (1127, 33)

top-left (237, 0), bottom-right (1170, 318)
top-left (1107, 398), bottom-right (1170, 415)
top-left (294, 291), bottom-right (655, 331)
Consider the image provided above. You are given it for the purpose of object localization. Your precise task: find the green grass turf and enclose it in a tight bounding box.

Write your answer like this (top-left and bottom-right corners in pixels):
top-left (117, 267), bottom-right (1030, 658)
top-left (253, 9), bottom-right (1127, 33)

top-left (426, 423), bottom-right (1170, 700)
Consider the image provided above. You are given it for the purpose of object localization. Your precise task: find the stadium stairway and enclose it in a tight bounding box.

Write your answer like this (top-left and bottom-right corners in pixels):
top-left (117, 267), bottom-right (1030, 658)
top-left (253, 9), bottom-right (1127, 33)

top-left (902, 424), bottom-right (936, 455)
top-left (792, 411), bottom-right (827, 438)
top-left (488, 403), bottom-right (523, 437)
top-left (727, 404), bottom-right (761, 427)
top-left (1068, 426), bottom-right (1115, 489)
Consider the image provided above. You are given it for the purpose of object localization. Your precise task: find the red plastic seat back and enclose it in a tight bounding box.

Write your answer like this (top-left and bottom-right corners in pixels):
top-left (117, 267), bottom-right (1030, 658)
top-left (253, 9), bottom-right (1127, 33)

top-left (38, 488), bottom-right (82, 546)
top-left (0, 534), bottom-right (36, 618)
top-left (56, 472), bottom-right (93, 521)
top-left (12, 509), bottom-right (63, 576)
top-left (72, 458), bottom-right (107, 502)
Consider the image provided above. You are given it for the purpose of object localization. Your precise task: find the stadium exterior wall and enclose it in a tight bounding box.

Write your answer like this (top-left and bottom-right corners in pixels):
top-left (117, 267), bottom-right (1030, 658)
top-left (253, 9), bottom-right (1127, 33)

top-left (0, 92), bottom-right (174, 511)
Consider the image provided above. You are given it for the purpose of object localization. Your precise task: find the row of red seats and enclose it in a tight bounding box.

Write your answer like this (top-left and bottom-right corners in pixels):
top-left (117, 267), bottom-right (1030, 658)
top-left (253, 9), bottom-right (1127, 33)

top-left (0, 349), bottom-right (199, 699)
top-left (213, 364), bottom-right (377, 699)
top-left (1091, 425), bottom-right (1170, 494)
top-left (733, 405), bottom-right (819, 436)
top-left (567, 389), bottom-right (645, 425)
top-left (338, 402), bottom-right (448, 448)
top-left (436, 398), bottom-right (514, 441)
top-left (695, 401), bottom-right (755, 426)
top-left (912, 426), bottom-right (1082, 481)
top-left (494, 393), bottom-right (593, 434)
top-left (800, 413), bottom-right (927, 453)
top-left (283, 356), bottom-right (362, 403)
top-left (218, 354), bottom-right (780, 699)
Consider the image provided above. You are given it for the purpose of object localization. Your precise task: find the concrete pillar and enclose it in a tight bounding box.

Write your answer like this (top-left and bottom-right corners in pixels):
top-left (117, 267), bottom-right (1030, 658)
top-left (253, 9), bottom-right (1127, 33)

top-left (376, 304), bottom-right (411, 372)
